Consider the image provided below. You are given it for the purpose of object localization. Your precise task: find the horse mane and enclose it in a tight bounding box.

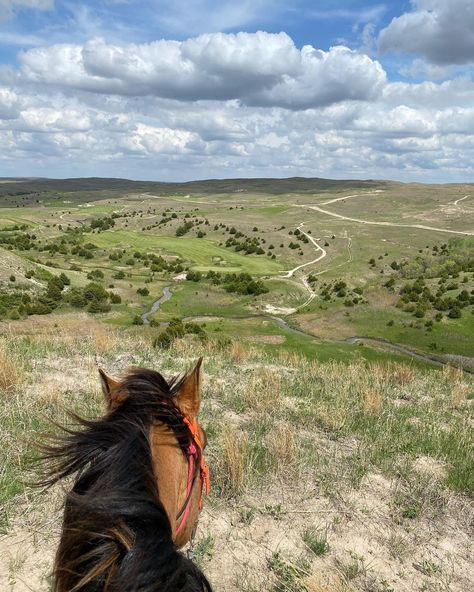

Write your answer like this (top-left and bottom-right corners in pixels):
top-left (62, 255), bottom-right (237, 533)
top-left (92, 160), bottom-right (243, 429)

top-left (39, 367), bottom-right (212, 592)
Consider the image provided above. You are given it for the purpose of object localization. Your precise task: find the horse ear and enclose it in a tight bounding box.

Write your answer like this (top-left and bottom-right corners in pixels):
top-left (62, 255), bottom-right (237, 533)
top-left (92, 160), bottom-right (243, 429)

top-left (175, 357), bottom-right (203, 417)
top-left (98, 368), bottom-right (121, 403)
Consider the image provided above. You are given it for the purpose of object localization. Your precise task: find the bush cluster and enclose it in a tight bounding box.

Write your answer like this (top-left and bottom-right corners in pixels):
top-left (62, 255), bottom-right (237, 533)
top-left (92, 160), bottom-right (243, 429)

top-left (153, 318), bottom-right (208, 349)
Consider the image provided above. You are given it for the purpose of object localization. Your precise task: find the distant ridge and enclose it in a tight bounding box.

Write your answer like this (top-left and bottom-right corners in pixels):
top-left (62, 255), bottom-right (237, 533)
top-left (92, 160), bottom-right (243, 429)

top-left (0, 176), bottom-right (384, 197)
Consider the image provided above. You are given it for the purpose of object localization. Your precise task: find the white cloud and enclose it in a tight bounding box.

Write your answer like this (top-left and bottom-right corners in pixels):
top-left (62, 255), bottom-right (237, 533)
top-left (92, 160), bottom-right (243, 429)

top-left (19, 33), bottom-right (386, 109)
top-left (18, 107), bottom-right (91, 132)
top-left (248, 45), bottom-right (386, 109)
top-left (0, 29), bottom-right (471, 182)
top-left (0, 87), bottom-right (21, 119)
top-left (379, 0), bottom-right (474, 65)
top-left (354, 105), bottom-right (437, 137)
top-left (398, 58), bottom-right (454, 81)
top-left (0, 0), bottom-right (53, 22)
top-left (3, 76), bottom-right (474, 182)
top-left (0, 30), bottom-right (45, 46)
top-left (120, 123), bottom-right (202, 155)
top-left (383, 77), bottom-right (474, 108)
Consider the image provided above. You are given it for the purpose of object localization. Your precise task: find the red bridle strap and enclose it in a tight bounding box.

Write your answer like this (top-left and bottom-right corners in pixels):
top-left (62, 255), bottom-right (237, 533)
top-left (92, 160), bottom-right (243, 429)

top-left (175, 416), bottom-right (210, 536)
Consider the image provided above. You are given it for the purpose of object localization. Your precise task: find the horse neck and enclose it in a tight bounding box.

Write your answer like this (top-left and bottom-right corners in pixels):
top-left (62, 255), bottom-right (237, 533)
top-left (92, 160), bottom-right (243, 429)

top-left (149, 423), bottom-right (201, 547)
top-left (55, 481), bottom-right (177, 591)
top-left (52, 425), bottom-right (193, 592)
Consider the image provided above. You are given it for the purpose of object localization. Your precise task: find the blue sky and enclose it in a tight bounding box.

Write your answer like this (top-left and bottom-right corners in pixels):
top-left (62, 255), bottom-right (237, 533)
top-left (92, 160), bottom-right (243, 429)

top-left (0, 0), bottom-right (473, 181)
top-left (0, 2), bottom-right (412, 76)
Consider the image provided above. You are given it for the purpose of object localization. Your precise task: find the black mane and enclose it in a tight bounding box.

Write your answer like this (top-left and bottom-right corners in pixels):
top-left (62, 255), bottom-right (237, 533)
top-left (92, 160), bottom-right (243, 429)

top-left (39, 367), bottom-right (212, 592)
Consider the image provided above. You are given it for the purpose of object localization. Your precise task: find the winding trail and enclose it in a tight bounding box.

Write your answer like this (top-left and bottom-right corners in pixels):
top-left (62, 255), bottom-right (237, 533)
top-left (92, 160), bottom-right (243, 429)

top-left (453, 194), bottom-right (471, 206)
top-left (279, 223), bottom-right (327, 309)
top-left (295, 204), bottom-right (474, 236)
top-left (59, 210), bottom-right (86, 226)
top-left (279, 224), bottom-right (357, 308)
top-left (321, 189), bottom-right (384, 206)
top-left (306, 233), bottom-right (353, 280)
top-left (280, 223), bottom-right (327, 278)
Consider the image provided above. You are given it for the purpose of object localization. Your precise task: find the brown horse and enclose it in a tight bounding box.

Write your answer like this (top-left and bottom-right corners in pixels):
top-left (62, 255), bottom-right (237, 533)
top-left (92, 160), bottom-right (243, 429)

top-left (39, 359), bottom-right (212, 592)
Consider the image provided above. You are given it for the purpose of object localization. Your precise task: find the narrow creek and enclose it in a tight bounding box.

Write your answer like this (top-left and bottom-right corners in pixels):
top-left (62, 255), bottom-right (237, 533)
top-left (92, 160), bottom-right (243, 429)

top-left (140, 286), bottom-right (173, 324)
top-left (142, 288), bottom-right (472, 373)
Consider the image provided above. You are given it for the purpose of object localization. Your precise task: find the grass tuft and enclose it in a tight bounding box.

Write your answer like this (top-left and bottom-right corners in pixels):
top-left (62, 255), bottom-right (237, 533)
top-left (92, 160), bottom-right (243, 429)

top-left (213, 427), bottom-right (250, 497)
top-left (0, 342), bottom-right (23, 392)
top-left (303, 526), bottom-right (330, 556)
top-left (229, 342), bottom-right (249, 364)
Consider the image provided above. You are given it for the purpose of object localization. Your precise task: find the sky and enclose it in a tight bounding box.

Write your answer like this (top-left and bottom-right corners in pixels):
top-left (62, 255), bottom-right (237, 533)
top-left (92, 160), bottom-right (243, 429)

top-left (0, 0), bottom-right (473, 182)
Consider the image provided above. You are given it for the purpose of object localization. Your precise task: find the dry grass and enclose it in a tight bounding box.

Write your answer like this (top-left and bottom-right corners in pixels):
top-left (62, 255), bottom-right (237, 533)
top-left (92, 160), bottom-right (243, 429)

top-left (390, 362), bottom-right (417, 386)
top-left (303, 571), bottom-right (353, 592)
top-left (264, 422), bottom-right (299, 476)
top-left (0, 341), bottom-right (24, 392)
top-left (451, 382), bottom-right (469, 409)
top-left (241, 366), bottom-right (282, 413)
top-left (309, 402), bottom-right (347, 432)
top-left (442, 364), bottom-right (464, 382)
top-left (361, 389), bottom-right (382, 416)
top-left (228, 342), bottom-right (249, 364)
top-left (213, 427), bottom-right (249, 497)
top-left (1, 321), bottom-right (473, 592)
top-left (93, 327), bottom-right (118, 355)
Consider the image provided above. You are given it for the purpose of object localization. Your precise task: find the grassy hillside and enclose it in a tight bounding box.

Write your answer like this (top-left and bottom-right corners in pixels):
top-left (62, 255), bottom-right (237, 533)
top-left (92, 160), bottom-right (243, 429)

top-left (1, 178), bottom-right (473, 371)
top-left (0, 176), bottom-right (385, 202)
top-left (1, 178), bottom-right (473, 591)
top-left (0, 318), bottom-right (473, 591)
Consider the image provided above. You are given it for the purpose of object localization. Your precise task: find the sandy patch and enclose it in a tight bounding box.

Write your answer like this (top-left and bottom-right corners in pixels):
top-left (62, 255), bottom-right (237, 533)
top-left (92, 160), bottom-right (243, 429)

top-left (264, 304), bottom-right (297, 315)
top-left (413, 455), bottom-right (447, 481)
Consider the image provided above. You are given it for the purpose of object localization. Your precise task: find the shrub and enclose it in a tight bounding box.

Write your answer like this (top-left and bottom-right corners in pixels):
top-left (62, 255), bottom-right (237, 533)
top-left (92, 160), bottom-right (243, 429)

top-left (68, 288), bottom-right (87, 308)
top-left (88, 301), bottom-right (111, 313)
top-left (26, 302), bottom-right (52, 315)
top-left (186, 271), bottom-right (202, 282)
top-left (83, 283), bottom-right (108, 302)
top-left (109, 292), bottom-right (122, 304)
top-left (87, 269), bottom-right (104, 280)
top-left (153, 318), bottom-right (207, 348)
top-left (153, 331), bottom-right (174, 348)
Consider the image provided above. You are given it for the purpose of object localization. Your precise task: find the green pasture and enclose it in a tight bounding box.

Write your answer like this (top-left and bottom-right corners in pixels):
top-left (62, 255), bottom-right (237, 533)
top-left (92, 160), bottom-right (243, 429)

top-left (196, 316), bottom-right (434, 369)
top-left (0, 216), bottom-right (36, 227)
top-left (1, 180), bottom-right (472, 367)
top-left (263, 277), bottom-right (308, 308)
top-left (298, 290), bottom-right (474, 360)
top-left (87, 230), bottom-right (283, 274)
top-left (149, 281), bottom-right (256, 322)
top-left (342, 302), bottom-right (474, 359)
